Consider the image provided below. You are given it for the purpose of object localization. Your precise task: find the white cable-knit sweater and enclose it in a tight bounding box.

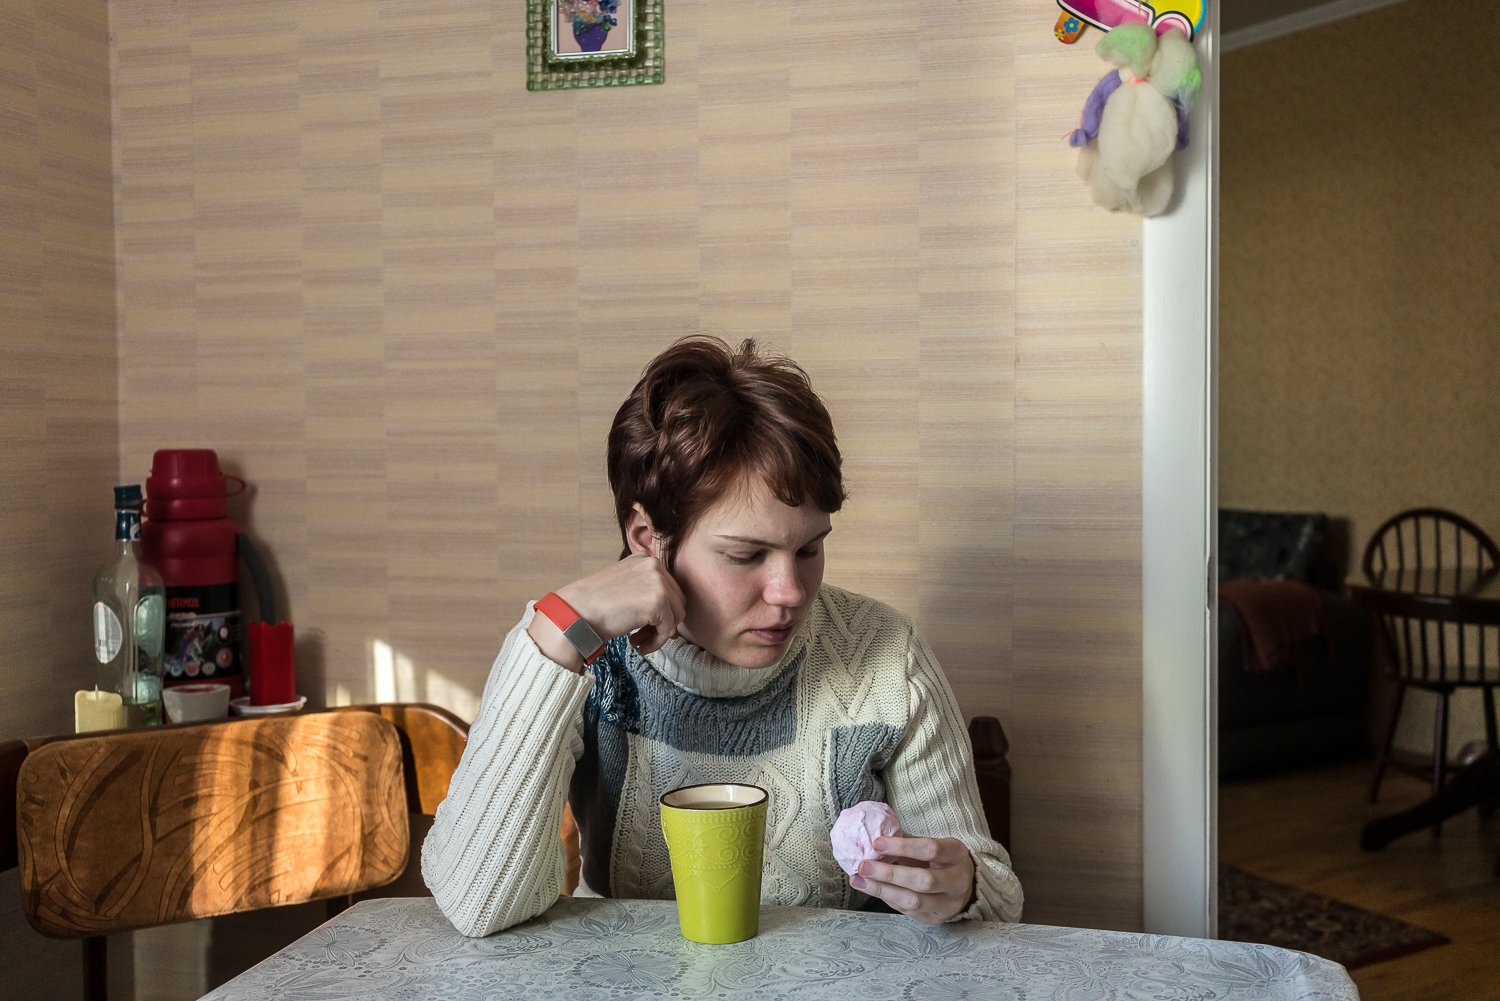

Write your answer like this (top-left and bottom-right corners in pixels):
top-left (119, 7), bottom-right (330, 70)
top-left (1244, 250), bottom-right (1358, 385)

top-left (422, 584), bottom-right (1023, 937)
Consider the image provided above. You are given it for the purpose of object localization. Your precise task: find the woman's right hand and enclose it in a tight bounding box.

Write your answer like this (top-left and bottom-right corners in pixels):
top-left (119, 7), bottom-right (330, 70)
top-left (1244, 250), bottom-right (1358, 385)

top-left (528, 555), bottom-right (687, 671)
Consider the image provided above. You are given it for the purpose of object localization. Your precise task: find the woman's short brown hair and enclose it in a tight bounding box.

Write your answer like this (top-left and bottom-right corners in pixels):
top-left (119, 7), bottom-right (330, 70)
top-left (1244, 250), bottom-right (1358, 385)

top-left (607, 336), bottom-right (846, 561)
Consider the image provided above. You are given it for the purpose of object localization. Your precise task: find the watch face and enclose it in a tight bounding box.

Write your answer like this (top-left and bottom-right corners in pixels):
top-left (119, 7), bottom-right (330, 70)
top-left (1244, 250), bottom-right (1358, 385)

top-left (538, 593), bottom-right (603, 661)
top-left (563, 618), bottom-right (605, 660)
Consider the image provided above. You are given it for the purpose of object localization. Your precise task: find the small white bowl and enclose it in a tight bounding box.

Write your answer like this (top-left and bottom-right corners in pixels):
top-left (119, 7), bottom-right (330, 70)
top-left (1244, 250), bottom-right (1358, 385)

top-left (229, 695), bottom-right (308, 717)
top-left (163, 683), bottom-right (232, 724)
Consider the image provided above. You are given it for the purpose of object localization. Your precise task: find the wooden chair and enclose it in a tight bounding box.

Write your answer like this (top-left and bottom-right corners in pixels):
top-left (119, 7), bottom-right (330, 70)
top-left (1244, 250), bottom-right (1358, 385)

top-left (11, 712), bottom-right (408, 1000)
top-left (1362, 507), bottom-right (1500, 580)
top-left (1359, 585), bottom-right (1500, 813)
top-left (0, 702), bottom-right (544, 1001)
top-left (1361, 510), bottom-right (1500, 809)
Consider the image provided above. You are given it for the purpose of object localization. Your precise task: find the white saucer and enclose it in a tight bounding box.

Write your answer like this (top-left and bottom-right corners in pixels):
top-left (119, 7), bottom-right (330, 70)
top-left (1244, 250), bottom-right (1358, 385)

top-left (230, 695), bottom-right (308, 716)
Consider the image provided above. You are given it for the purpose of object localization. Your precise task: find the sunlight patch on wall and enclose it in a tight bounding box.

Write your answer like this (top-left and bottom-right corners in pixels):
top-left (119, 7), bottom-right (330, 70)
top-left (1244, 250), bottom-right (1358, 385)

top-left (372, 639), bottom-right (414, 703)
top-left (424, 671), bottom-right (479, 723)
top-left (371, 639), bottom-right (479, 721)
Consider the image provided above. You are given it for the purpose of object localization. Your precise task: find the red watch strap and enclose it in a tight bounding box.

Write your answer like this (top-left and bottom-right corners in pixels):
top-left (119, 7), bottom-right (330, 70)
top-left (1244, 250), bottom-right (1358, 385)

top-left (536, 592), bottom-right (606, 665)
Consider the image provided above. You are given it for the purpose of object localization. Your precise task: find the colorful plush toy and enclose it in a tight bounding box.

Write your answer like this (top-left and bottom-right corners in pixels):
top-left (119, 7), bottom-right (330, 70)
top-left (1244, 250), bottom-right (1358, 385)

top-left (1067, 22), bottom-right (1201, 216)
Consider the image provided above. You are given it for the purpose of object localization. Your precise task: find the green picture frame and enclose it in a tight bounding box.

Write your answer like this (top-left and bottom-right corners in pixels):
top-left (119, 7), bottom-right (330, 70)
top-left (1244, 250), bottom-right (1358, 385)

top-left (527, 0), bottom-right (664, 91)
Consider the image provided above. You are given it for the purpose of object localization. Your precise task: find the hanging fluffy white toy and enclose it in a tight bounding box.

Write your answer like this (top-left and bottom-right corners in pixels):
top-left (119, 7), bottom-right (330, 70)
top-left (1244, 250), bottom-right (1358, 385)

top-left (1067, 23), bottom-right (1201, 217)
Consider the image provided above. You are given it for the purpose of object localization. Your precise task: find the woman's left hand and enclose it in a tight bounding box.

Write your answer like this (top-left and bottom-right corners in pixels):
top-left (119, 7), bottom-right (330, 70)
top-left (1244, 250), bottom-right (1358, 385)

top-left (849, 835), bottom-right (976, 925)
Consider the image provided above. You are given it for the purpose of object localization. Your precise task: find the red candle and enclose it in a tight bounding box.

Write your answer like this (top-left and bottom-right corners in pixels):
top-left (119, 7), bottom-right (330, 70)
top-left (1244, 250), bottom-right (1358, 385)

top-left (247, 621), bottom-right (296, 706)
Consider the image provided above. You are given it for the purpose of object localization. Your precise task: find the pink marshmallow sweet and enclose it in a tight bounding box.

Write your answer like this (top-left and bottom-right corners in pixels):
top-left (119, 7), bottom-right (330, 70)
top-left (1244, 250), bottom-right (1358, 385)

top-left (830, 800), bottom-right (901, 876)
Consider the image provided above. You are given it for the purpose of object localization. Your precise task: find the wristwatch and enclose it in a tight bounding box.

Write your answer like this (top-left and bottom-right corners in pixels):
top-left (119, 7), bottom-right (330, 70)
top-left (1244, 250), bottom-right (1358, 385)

top-left (535, 592), bottom-right (607, 665)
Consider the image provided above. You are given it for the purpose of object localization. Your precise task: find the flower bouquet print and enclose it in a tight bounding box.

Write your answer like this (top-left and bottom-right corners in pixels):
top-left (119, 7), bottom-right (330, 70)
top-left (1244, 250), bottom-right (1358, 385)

top-left (528, 0), bottom-right (660, 91)
top-left (553, 0), bottom-right (634, 58)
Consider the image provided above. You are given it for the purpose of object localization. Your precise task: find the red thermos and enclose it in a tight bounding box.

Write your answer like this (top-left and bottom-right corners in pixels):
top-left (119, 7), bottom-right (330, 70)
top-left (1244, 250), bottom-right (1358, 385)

top-left (141, 449), bottom-right (274, 698)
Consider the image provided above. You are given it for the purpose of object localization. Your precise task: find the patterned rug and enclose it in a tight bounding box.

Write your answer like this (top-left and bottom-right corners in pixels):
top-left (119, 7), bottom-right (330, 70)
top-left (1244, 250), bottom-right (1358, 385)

top-left (1218, 864), bottom-right (1450, 970)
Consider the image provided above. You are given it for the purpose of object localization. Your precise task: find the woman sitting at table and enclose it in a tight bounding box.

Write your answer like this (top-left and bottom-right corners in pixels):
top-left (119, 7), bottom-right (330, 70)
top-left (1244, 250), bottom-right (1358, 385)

top-left (422, 336), bottom-right (1024, 937)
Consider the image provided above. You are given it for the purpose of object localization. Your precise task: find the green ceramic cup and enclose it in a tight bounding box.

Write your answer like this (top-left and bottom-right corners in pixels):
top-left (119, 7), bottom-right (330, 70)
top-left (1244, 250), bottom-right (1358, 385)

top-left (659, 782), bottom-right (769, 944)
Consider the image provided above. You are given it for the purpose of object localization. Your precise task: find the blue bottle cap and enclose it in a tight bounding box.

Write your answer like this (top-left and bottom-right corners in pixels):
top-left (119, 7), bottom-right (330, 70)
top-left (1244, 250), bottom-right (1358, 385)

top-left (114, 484), bottom-right (144, 508)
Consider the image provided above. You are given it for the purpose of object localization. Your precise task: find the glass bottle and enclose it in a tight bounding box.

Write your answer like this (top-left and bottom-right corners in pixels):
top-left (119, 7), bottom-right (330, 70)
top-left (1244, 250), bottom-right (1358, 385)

top-left (93, 484), bottom-right (166, 726)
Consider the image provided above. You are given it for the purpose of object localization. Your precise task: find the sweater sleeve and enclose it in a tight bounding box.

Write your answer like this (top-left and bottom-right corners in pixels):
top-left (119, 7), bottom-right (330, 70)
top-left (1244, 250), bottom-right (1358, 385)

top-left (421, 603), bottom-right (594, 937)
top-left (882, 625), bottom-right (1024, 923)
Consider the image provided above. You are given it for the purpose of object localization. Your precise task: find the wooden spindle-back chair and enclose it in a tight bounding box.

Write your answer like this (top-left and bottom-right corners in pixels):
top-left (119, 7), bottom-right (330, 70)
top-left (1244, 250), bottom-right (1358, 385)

top-left (1362, 507), bottom-right (1500, 580)
top-left (1361, 509), bottom-right (1500, 811)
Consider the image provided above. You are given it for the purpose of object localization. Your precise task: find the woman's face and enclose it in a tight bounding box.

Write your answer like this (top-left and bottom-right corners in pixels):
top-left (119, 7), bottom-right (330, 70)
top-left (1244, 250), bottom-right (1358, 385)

top-left (649, 478), bottom-right (831, 669)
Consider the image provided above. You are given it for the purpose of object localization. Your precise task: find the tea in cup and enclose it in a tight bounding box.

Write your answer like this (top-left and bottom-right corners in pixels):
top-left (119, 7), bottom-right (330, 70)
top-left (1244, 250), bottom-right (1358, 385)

top-left (659, 783), bottom-right (768, 944)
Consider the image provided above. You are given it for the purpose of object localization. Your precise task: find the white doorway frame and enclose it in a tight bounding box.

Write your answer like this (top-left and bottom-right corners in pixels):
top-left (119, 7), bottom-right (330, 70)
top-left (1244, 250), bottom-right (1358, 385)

top-left (1141, 23), bottom-right (1218, 937)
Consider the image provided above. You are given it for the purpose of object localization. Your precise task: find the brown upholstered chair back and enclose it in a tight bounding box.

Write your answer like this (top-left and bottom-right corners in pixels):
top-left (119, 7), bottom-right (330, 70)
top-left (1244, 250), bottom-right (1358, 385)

top-left (16, 712), bottom-right (409, 939)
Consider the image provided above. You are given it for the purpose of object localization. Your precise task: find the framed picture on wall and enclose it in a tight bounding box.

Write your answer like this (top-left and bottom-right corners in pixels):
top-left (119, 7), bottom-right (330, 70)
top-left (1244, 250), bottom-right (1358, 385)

top-left (527, 0), bottom-right (664, 91)
top-left (552, 0), bottom-right (635, 59)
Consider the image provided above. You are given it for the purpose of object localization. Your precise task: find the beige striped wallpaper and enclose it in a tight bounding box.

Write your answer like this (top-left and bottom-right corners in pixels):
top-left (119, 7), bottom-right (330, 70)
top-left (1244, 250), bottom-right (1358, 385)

top-left (5, 0), bottom-right (1147, 944)
top-left (0, 0), bottom-right (118, 742)
top-left (0, 0), bottom-right (120, 991)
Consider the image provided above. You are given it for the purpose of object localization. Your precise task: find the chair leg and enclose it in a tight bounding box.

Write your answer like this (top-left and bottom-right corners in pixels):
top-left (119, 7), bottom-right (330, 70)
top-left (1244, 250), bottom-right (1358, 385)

top-left (83, 935), bottom-right (107, 1001)
top-left (1481, 686), bottom-right (1498, 820)
top-left (1432, 691), bottom-right (1451, 837)
top-left (1369, 684), bottom-right (1407, 804)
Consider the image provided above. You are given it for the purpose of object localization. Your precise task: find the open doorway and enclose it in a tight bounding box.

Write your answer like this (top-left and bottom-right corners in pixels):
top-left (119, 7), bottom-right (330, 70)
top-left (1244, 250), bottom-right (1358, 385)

top-left (1214, 1), bottom-right (1500, 995)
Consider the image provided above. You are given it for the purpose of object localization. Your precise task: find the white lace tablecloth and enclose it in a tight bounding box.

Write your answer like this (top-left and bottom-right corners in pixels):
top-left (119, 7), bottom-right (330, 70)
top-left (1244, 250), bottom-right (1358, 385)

top-left (201, 896), bottom-right (1358, 1000)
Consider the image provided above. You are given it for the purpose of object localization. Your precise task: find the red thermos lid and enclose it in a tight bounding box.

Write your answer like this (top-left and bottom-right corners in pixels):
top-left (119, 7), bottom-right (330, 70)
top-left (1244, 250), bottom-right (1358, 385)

top-left (145, 449), bottom-right (244, 520)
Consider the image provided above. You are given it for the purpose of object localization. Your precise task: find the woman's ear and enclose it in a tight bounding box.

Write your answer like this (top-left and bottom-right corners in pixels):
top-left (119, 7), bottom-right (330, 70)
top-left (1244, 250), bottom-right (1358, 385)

top-left (624, 503), bottom-right (660, 558)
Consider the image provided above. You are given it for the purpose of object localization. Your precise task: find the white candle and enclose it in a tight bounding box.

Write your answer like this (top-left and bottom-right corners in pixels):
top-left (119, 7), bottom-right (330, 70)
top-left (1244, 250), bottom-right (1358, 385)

top-left (75, 689), bottom-right (125, 733)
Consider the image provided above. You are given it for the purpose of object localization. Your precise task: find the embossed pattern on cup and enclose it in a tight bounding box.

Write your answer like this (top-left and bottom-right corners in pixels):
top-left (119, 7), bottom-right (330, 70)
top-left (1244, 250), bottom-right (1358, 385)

top-left (659, 783), bottom-right (768, 944)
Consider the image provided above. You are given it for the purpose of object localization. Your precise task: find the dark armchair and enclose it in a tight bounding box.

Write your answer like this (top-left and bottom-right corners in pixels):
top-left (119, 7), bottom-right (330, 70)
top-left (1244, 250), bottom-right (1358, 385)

top-left (1217, 509), bottom-right (1375, 780)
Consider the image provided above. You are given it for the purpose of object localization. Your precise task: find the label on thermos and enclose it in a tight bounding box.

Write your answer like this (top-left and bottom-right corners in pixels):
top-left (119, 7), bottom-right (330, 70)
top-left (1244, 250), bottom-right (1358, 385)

top-left (162, 583), bottom-right (241, 683)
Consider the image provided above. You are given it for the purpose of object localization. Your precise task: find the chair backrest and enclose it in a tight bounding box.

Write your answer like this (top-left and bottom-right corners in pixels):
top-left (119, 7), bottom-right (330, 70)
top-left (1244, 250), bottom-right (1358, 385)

top-left (968, 715), bottom-right (1012, 848)
top-left (15, 712), bottom-right (409, 938)
top-left (1362, 508), bottom-right (1500, 579)
top-left (0, 738), bottom-right (25, 875)
top-left (333, 702), bottom-right (469, 815)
